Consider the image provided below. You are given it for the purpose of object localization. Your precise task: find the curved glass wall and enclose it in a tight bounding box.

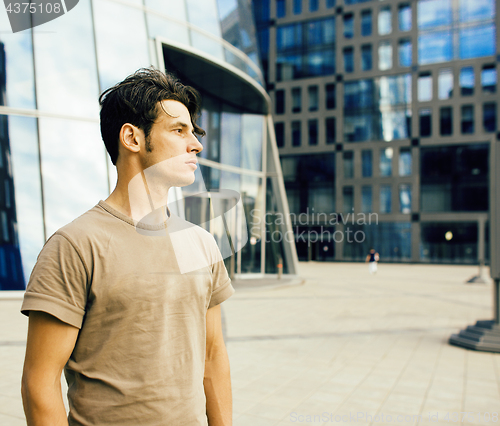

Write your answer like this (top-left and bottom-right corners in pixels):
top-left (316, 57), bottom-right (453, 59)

top-left (0, 0), bottom-right (296, 289)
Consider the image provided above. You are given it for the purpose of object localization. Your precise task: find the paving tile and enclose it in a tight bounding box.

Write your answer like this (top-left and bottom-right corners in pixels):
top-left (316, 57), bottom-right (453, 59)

top-left (234, 412), bottom-right (280, 426)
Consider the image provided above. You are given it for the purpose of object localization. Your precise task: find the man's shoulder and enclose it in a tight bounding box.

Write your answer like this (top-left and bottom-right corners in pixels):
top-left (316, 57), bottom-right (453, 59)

top-left (168, 214), bottom-right (216, 245)
top-left (53, 202), bottom-right (113, 246)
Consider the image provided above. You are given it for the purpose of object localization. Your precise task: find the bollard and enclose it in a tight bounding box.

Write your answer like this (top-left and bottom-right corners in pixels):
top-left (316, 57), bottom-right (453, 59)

top-left (277, 256), bottom-right (283, 279)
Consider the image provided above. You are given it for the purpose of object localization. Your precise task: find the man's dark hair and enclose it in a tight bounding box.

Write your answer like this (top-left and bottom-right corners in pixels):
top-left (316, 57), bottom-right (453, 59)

top-left (99, 68), bottom-right (206, 165)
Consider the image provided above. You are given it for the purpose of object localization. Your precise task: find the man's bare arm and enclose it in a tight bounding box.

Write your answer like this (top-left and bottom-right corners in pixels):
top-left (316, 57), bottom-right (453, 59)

top-left (204, 305), bottom-right (232, 426)
top-left (21, 311), bottom-right (79, 426)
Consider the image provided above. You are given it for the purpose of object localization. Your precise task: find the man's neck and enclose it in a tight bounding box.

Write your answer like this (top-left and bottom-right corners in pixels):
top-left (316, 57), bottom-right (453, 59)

top-left (105, 181), bottom-right (170, 226)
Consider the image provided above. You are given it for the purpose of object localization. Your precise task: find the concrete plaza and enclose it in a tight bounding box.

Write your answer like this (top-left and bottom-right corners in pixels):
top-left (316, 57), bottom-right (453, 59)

top-left (1, 262), bottom-right (499, 425)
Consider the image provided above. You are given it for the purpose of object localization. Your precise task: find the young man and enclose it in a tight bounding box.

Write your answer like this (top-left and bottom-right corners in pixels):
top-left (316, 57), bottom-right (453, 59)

top-left (20, 68), bottom-right (234, 425)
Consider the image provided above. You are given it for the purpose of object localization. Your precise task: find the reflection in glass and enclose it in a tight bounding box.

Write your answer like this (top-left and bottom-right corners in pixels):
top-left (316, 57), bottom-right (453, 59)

top-left (343, 187), bottom-right (354, 213)
top-left (380, 148), bottom-right (393, 176)
top-left (418, 74), bottom-right (432, 101)
top-left (292, 121), bottom-right (301, 146)
top-left (145, 0), bottom-right (189, 43)
top-left (362, 150), bottom-right (373, 177)
top-left (419, 108), bottom-right (432, 137)
top-left (361, 10), bottom-right (372, 36)
top-left (276, 18), bottom-right (335, 80)
top-left (4, 116), bottom-right (44, 288)
top-left (94, 0), bottom-right (149, 92)
top-left (398, 39), bottom-right (412, 67)
top-left (343, 47), bottom-right (354, 73)
top-left (276, 53), bottom-right (301, 80)
top-left (440, 107), bottom-right (452, 136)
top-left (461, 105), bottom-right (474, 133)
top-left (38, 118), bottom-right (108, 237)
top-left (292, 87), bottom-right (301, 112)
top-left (378, 74), bottom-right (412, 140)
top-left (481, 65), bottom-right (497, 93)
top-left (343, 151), bottom-right (354, 178)
top-left (438, 68), bottom-right (453, 99)
top-left (326, 83), bottom-right (336, 109)
top-left (220, 112), bottom-right (242, 168)
top-left (399, 184), bottom-right (411, 213)
top-left (460, 67), bottom-right (475, 95)
top-left (241, 115), bottom-right (263, 171)
top-left (308, 86), bottom-right (318, 111)
top-left (379, 74), bottom-right (412, 106)
top-left (307, 50), bottom-right (335, 77)
top-left (344, 79), bottom-right (374, 109)
top-left (0, 8), bottom-right (35, 109)
top-left (187, 0), bottom-right (224, 57)
top-left (146, 13), bottom-right (189, 46)
top-left (275, 90), bottom-right (285, 114)
top-left (420, 222), bottom-right (478, 263)
top-left (399, 148), bottom-right (412, 176)
top-left (361, 186), bottom-right (372, 212)
top-left (418, 31), bottom-right (452, 64)
top-left (417, 0), bottom-right (452, 29)
top-left (146, 0), bottom-right (187, 18)
top-left (281, 153), bottom-right (335, 215)
top-left (276, 23), bottom-right (302, 50)
top-left (326, 118), bottom-right (336, 144)
top-left (200, 97), bottom-right (221, 163)
top-left (294, 0), bottom-right (302, 14)
top-left (275, 122), bottom-right (285, 147)
top-left (459, 24), bottom-right (496, 59)
top-left (378, 41), bottom-right (392, 70)
top-left (459, 0), bottom-right (495, 23)
top-left (361, 45), bottom-right (373, 71)
top-left (308, 119), bottom-right (318, 145)
top-left (34, 0), bottom-right (99, 117)
top-left (378, 7), bottom-right (392, 35)
top-left (344, 114), bottom-right (375, 142)
top-left (483, 103), bottom-right (496, 132)
top-left (380, 185), bottom-right (392, 213)
top-left (240, 175), bottom-right (263, 273)
top-left (344, 222), bottom-right (411, 262)
top-left (380, 109), bottom-right (412, 141)
top-left (398, 4), bottom-right (412, 31)
top-left (421, 144), bottom-right (488, 212)
top-left (344, 14), bottom-right (354, 39)
top-left (277, 0), bottom-right (286, 17)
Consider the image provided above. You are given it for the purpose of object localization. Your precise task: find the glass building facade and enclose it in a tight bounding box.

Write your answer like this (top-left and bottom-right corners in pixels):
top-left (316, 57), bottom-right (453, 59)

top-left (254, 0), bottom-right (497, 264)
top-left (0, 0), bottom-right (298, 290)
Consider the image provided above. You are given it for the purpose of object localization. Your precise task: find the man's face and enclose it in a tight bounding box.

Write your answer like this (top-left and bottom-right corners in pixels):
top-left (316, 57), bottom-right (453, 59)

top-left (140, 99), bottom-right (203, 189)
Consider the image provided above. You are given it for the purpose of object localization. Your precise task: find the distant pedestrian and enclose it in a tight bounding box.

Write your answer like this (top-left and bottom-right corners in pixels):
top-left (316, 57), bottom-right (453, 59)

top-left (365, 248), bottom-right (380, 274)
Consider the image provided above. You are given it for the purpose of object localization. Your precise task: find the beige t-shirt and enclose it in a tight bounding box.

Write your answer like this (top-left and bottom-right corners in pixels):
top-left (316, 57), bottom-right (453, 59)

top-left (21, 200), bottom-right (234, 426)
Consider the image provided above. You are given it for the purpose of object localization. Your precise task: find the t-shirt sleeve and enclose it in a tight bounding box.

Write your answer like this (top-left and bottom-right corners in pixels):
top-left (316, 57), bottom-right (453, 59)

top-left (208, 238), bottom-right (234, 309)
top-left (21, 233), bottom-right (89, 329)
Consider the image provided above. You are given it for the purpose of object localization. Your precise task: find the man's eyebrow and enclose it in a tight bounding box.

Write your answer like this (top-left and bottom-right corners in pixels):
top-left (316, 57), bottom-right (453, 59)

top-left (169, 121), bottom-right (190, 129)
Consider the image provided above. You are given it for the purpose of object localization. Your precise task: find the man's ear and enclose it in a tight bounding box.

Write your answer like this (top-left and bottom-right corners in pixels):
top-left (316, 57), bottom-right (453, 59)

top-left (119, 123), bottom-right (142, 155)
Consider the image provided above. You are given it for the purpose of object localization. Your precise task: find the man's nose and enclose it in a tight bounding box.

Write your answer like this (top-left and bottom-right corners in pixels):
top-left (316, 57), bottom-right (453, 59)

top-left (189, 133), bottom-right (203, 153)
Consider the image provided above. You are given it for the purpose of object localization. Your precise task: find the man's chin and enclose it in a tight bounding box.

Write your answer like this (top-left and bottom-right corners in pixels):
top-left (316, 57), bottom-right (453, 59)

top-left (175, 175), bottom-right (196, 188)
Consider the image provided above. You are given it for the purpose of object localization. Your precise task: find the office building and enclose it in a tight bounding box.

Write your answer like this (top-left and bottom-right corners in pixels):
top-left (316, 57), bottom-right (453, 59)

top-left (253, 0), bottom-right (497, 264)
